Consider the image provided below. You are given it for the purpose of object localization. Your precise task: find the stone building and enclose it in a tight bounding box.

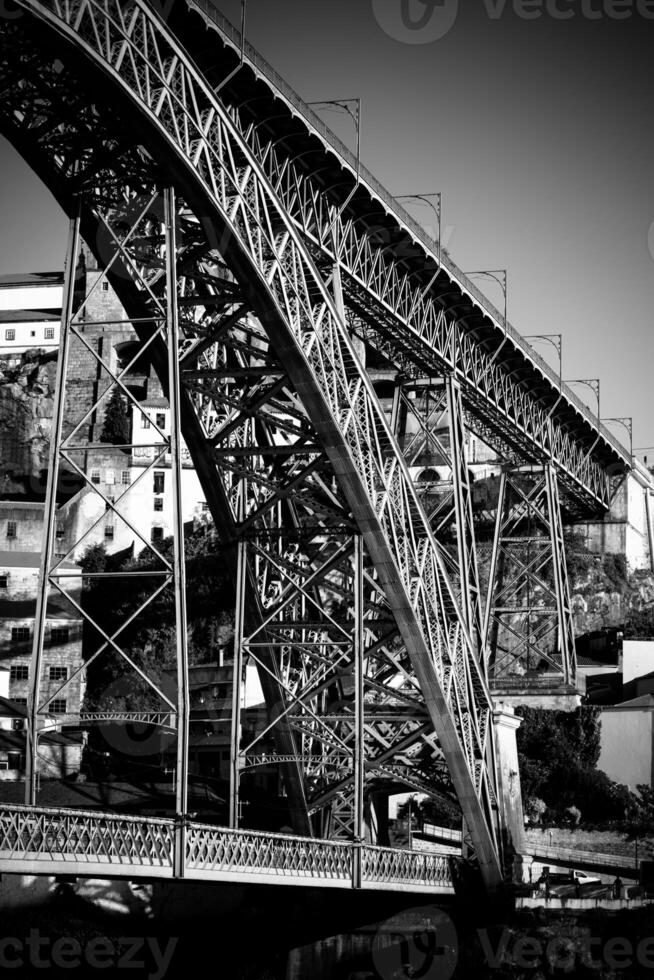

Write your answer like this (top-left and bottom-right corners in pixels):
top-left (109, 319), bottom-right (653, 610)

top-left (0, 551), bottom-right (85, 723)
top-left (0, 647), bottom-right (83, 779)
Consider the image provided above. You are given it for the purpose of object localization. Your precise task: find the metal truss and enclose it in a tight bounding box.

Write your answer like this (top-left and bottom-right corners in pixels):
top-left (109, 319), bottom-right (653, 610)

top-left (483, 466), bottom-right (576, 687)
top-left (179, 0), bottom-right (626, 514)
top-left (231, 120), bottom-right (613, 512)
top-left (2, 0), bottom-right (506, 888)
top-left (391, 374), bottom-right (485, 659)
top-left (27, 189), bottom-right (191, 849)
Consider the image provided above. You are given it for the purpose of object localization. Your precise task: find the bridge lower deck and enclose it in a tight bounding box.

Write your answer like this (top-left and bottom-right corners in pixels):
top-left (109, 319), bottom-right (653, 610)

top-left (0, 804), bottom-right (454, 895)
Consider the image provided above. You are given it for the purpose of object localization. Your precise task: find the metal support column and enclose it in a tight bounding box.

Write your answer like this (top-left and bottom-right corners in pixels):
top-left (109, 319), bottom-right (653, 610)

top-left (545, 465), bottom-right (576, 687)
top-left (26, 207), bottom-right (81, 805)
top-left (352, 534), bottom-right (364, 888)
top-left (164, 188), bottom-right (190, 877)
top-left (230, 522), bottom-right (246, 829)
top-left (445, 375), bottom-right (485, 663)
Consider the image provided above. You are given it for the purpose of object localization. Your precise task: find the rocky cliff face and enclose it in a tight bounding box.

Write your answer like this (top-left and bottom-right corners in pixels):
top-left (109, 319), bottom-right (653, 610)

top-left (0, 352), bottom-right (56, 497)
top-left (567, 540), bottom-right (654, 635)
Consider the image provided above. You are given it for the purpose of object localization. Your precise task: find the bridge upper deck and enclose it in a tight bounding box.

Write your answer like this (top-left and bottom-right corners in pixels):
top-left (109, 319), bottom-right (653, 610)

top-left (177, 0), bottom-right (630, 515)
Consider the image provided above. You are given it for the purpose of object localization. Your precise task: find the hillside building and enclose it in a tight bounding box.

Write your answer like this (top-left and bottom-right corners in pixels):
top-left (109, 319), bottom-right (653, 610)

top-left (0, 272), bottom-right (62, 357)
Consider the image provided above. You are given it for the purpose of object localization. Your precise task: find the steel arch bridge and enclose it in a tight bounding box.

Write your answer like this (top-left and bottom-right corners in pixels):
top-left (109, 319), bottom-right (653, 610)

top-left (0, 0), bottom-right (630, 895)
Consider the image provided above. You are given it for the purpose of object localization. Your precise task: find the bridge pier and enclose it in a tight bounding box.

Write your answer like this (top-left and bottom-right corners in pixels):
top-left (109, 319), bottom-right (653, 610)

top-left (492, 703), bottom-right (526, 874)
top-left (484, 465), bottom-right (579, 710)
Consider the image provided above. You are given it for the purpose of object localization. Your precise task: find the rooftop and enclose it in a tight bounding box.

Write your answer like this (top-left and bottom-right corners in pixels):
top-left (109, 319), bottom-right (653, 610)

top-left (0, 272), bottom-right (63, 288)
top-left (604, 694), bottom-right (654, 709)
top-left (0, 551), bottom-right (79, 569)
top-left (0, 596), bottom-right (81, 620)
top-left (0, 696), bottom-right (27, 719)
top-left (0, 310), bottom-right (60, 323)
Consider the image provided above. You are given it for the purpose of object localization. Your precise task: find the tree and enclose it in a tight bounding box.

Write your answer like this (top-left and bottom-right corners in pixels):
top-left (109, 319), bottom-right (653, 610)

top-left (515, 705), bottom-right (633, 824)
top-left (100, 386), bottom-right (129, 445)
top-left (525, 796), bottom-right (547, 825)
top-left (80, 523), bottom-right (235, 713)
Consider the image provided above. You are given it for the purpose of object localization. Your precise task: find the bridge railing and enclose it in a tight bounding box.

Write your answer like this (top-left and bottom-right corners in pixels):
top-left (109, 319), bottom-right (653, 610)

top-left (361, 843), bottom-right (454, 889)
top-left (0, 803), bottom-right (174, 866)
top-left (187, 0), bottom-right (629, 465)
top-left (0, 804), bottom-right (453, 890)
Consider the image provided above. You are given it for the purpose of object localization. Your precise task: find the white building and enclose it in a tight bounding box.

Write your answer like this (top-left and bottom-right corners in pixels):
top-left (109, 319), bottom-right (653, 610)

top-left (0, 272), bottom-right (62, 356)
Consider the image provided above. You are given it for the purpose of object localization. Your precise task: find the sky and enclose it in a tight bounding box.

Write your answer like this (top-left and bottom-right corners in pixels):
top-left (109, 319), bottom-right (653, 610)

top-left (1, 0), bottom-right (653, 457)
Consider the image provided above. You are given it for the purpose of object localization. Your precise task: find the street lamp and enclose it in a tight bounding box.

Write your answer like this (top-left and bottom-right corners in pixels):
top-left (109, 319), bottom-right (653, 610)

top-left (215, 0), bottom-right (248, 95)
top-left (566, 378), bottom-right (600, 420)
top-left (524, 333), bottom-right (562, 387)
top-left (395, 193), bottom-right (442, 265)
top-left (465, 269), bottom-right (507, 333)
top-left (602, 417), bottom-right (633, 458)
top-left (308, 98), bottom-right (362, 232)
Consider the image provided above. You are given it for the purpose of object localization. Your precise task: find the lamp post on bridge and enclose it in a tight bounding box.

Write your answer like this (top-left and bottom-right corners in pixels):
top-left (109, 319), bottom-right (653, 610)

top-left (395, 193), bottom-right (442, 265)
top-left (465, 269), bottom-right (507, 333)
top-left (602, 417), bottom-right (633, 460)
top-left (524, 333), bottom-right (563, 387)
top-left (307, 97), bottom-right (362, 224)
top-left (566, 378), bottom-right (600, 422)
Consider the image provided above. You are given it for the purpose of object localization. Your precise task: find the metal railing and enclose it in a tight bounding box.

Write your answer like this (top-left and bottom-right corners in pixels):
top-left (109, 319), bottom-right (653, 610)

top-left (186, 0), bottom-right (629, 465)
top-left (0, 804), bottom-right (453, 891)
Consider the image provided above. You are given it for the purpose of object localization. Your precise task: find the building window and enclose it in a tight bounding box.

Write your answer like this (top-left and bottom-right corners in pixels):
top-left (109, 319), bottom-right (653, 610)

top-left (50, 699), bottom-right (67, 714)
top-left (10, 664), bottom-right (29, 681)
top-left (49, 665), bottom-right (68, 680)
top-left (121, 470), bottom-right (131, 485)
top-left (50, 629), bottom-right (69, 646)
top-left (30, 330), bottom-right (35, 338)
top-left (5, 329), bottom-right (15, 341)
top-left (6, 521), bottom-right (17, 539)
top-left (11, 628), bottom-right (29, 644)
top-left (104, 525), bottom-right (115, 540)
top-left (156, 412), bottom-right (166, 430)
top-left (55, 523), bottom-right (65, 539)
top-left (7, 750), bottom-right (21, 766)
top-left (0, 574), bottom-right (7, 588)
top-left (13, 698), bottom-right (26, 706)
top-left (90, 469), bottom-right (101, 485)
top-left (102, 281), bottom-right (109, 292)
top-left (151, 526), bottom-right (164, 544)
top-left (153, 472), bottom-right (165, 494)
top-left (153, 497), bottom-right (163, 512)
top-left (141, 415), bottom-right (151, 429)
top-left (44, 327), bottom-right (55, 340)
top-left (105, 470), bottom-right (115, 485)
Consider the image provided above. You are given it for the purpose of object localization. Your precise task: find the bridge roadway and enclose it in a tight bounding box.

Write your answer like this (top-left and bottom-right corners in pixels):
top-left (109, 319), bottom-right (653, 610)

top-left (0, 805), bottom-right (454, 895)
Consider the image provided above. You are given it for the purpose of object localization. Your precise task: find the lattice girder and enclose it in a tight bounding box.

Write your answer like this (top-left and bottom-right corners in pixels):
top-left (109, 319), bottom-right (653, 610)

top-left (483, 467), bottom-right (577, 686)
top-left (2, 0), bottom-right (503, 888)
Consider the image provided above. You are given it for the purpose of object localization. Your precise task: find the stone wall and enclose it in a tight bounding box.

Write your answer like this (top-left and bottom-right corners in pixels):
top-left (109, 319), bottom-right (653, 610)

top-left (526, 827), bottom-right (654, 860)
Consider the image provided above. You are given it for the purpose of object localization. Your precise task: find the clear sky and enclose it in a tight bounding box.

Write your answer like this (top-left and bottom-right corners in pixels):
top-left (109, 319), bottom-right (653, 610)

top-left (1, 0), bottom-right (653, 458)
